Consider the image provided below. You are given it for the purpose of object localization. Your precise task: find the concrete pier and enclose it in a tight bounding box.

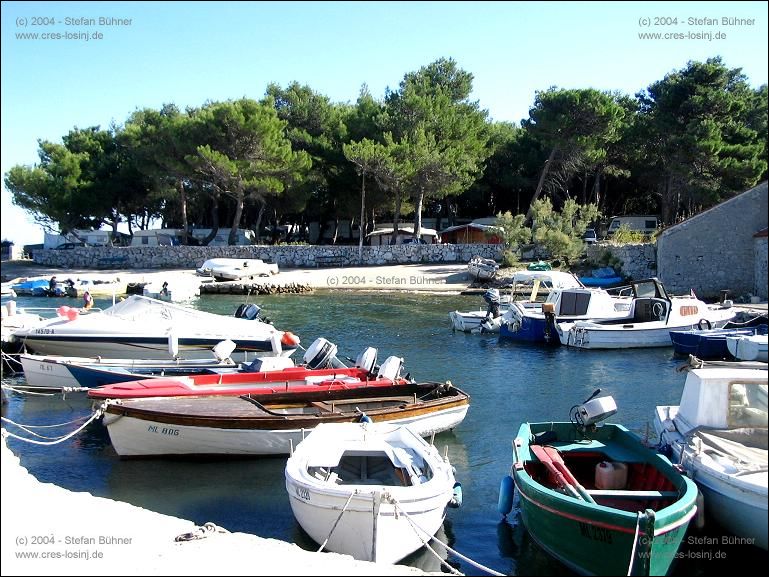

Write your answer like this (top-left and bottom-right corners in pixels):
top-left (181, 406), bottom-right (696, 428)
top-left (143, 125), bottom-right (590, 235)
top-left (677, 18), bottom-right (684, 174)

top-left (0, 438), bottom-right (431, 576)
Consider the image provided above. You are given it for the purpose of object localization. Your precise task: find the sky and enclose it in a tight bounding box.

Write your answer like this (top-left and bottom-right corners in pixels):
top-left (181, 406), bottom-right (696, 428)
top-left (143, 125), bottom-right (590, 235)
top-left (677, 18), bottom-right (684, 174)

top-left (1, 0), bottom-right (767, 248)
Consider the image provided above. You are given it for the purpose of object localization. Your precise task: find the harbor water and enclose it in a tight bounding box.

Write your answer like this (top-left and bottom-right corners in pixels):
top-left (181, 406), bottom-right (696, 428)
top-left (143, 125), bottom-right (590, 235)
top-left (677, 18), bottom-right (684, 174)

top-left (2, 291), bottom-right (766, 575)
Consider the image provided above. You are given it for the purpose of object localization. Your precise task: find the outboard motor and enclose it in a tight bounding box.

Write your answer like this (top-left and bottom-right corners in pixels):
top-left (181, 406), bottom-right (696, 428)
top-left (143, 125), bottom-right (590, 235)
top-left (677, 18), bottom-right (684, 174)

top-left (569, 389), bottom-right (617, 434)
top-left (377, 356), bottom-right (404, 381)
top-left (303, 337), bottom-right (346, 369)
top-left (212, 339), bottom-right (237, 362)
top-left (483, 288), bottom-right (500, 305)
top-left (354, 347), bottom-right (378, 375)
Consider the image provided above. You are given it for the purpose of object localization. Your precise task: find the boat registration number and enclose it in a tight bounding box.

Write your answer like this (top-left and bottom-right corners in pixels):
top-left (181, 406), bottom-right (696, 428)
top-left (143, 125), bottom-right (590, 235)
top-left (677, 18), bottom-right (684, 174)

top-left (147, 425), bottom-right (179, 436)
top-left (34, 328), bottom-right (55, 334)
top-left (294, 485), bottom-right (311, 501)
top-left (579, 522), bottom-right (613, 543)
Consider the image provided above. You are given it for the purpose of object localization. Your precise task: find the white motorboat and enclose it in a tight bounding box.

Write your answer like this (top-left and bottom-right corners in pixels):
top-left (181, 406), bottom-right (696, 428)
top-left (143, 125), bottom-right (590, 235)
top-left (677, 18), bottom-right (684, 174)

top-left (726, 333), bottom-right (768, 362)
top-left (18, 340), bottom-right (242, 390)
top-left (285, 421), bottom-right (461, 563)
top-left (654, 363), bottom-right (768, 550)
top-left (498, 272), bottom-right (631, 344)
top-left (9, 295), bottom-right (299, 362)
top-left (467, 256), bottom-right (499, 281)
top-left (449, 271), bottom-right (585, 334)
top-left (196, 258), bottom-right (279, 281)
top-left (556, 278), bottom-right (737, 349)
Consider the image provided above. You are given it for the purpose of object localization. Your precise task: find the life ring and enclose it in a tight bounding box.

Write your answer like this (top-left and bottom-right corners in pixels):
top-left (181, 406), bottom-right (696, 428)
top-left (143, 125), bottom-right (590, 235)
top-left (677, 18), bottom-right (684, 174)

top-left (697, 318), bottom-right (712, 331)
top-left (652, 302), bottom-right (665, 320)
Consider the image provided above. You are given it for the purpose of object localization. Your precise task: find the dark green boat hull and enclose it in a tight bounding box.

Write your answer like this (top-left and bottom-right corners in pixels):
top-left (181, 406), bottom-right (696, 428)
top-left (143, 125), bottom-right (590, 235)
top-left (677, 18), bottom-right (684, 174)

top-left (512, 422), bottom-right (697, 576)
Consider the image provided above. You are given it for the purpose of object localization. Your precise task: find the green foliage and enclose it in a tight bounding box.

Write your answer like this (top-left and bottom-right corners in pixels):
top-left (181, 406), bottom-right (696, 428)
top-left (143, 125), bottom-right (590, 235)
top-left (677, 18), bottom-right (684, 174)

top-left (495, 211), bottom-right (531, 250)
top-left (501, 249), bottom-right (522, 269)
top-left (529, 198), bottom-right (601, 264)
top-left (608, 224), bottom-right (647, 244)
top-left (593, 249), bottom-right (624, 270)
top-left (636, 57), bottom-right (767, 223)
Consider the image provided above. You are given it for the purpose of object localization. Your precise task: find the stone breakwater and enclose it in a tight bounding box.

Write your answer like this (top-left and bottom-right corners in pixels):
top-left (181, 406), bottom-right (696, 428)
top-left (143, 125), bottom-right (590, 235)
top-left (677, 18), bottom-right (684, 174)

top-left (199, 281), bottom-right (312, 295)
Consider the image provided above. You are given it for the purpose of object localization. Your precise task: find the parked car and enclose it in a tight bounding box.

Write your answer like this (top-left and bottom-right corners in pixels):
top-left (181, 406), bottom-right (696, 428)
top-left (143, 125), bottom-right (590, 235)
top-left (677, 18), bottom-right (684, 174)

top-left (582, 229), bottom-right (598, 244)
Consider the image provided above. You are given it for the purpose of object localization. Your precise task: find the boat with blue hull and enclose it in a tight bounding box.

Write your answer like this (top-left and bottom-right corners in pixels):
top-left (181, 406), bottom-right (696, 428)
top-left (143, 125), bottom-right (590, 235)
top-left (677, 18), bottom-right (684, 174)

top-left (498, 277), bottom-right (632, 345)
top-left (670, 322), bottom-right (768, 360)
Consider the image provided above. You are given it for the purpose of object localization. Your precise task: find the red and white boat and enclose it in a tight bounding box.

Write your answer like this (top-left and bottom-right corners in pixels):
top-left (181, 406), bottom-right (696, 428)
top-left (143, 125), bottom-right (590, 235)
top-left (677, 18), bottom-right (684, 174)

top-left (87, 339), bottom-right (400, 400)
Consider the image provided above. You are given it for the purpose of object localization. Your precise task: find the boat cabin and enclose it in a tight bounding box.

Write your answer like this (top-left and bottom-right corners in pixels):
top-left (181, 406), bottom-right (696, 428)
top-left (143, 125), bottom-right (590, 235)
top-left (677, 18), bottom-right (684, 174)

top-left (674, 368), bottom-right (768, 434)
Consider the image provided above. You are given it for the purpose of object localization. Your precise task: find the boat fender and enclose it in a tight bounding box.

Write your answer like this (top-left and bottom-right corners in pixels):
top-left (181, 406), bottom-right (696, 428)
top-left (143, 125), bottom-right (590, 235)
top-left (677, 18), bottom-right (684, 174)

top-left (281, 331), bottom-right (300, 347)
top-left (497, 475), bottom-right (514, 516)
top-left (449, 482), bottom-right (463, 508)
top-left (697, 318), bottom-right (712, 331)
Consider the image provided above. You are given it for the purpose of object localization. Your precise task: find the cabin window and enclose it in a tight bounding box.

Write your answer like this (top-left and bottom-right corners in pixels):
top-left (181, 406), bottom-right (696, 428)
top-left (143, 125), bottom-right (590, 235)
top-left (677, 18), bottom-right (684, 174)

top-left (727, 383), bottom-right (768, 429)
top-left (679, 305), bottom-right (699, 317)
top-left (559, 292), bottom-right (591, 316)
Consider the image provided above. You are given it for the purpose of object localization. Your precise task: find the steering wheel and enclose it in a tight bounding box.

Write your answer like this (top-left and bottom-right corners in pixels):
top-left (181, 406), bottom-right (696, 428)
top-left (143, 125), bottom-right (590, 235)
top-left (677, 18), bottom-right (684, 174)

top-left (652, 302), bottom-right (665, 321)
top-left (698, 318), bottom-right (712, 331)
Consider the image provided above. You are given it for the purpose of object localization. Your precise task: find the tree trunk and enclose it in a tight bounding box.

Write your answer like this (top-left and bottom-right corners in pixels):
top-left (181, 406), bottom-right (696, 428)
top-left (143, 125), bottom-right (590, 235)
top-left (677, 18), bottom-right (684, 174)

top-left (358, 171), bottom-right (366, 262)
top-left (413, 190), bottom-right (424, 240)
top-left (177, 179), bottom-right (189, 245)
top-left (228, 195), bottom-right (245, 245)
top-left (391, 191), bottom-right (402, 245)
top-left (524, 147), bottom-right (557, 226)
top-left (200, 196), bottom-right (219, 246)
top-left (255, 200), bottom-right (266, 244)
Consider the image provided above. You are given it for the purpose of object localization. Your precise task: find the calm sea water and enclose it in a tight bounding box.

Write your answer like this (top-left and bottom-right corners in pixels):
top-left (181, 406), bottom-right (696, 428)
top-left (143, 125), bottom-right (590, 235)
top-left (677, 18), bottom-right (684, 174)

top-left (2, 291), bottom-right (766, 575)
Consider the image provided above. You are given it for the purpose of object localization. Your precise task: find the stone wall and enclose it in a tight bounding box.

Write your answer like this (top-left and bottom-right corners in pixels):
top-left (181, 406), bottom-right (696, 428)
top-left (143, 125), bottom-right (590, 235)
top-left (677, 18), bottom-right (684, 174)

top-left (754, 235), bottom-right (768, 301)
top-left (656, 182), bottom-right (768, 300)
top-left (32, 243), bottom-right (503, 270)
top-left (585, 243), bottom-right (658, 282)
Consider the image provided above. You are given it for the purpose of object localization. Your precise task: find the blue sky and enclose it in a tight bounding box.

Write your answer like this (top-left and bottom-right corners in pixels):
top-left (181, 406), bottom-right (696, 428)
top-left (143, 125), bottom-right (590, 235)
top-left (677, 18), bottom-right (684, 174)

top-left (2, 0), bottom-right (767, 247)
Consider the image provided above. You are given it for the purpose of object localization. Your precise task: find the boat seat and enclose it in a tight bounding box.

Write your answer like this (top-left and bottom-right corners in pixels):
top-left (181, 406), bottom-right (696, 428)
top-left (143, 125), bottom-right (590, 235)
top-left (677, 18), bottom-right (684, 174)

top-left (549, 440), bottom-right (645, 463)
top-left (586, 489), bottom-right (679, 500)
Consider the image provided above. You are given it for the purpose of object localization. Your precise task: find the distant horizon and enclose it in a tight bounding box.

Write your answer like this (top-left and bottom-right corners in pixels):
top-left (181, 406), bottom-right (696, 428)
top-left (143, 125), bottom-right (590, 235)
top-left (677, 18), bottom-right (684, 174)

top-left (2, 1), bottom-right (767, 246)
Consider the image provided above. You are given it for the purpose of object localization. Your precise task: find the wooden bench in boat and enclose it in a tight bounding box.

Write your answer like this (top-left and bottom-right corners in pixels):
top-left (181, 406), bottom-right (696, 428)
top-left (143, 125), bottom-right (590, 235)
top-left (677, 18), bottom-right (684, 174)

top-left (586, 489), bottom-right (679, 500)
top-left (311, 395), bottom-right (419, 411)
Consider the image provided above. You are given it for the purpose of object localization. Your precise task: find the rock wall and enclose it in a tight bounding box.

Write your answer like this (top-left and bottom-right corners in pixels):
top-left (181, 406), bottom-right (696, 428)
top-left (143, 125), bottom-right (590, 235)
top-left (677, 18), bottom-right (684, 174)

top-left (585, 243), bottom-right (658, 282)
top-left (32, 243), bottom-right (503, 270)
top-left (656, 182), bottom-right (767, 300)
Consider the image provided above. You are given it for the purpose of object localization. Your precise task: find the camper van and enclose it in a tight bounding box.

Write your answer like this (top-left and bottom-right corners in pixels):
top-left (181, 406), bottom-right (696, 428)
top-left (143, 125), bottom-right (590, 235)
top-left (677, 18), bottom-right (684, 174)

top-left (606, 215), bottom-right (659, 238)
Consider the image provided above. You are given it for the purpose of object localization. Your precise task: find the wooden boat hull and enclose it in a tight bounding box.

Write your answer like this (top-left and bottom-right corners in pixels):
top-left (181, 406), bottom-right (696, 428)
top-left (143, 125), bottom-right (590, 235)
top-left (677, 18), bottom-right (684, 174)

top-left (100, 382), bottom-right (470, 457)
top-left (510, 422), bottom-right (697, 575)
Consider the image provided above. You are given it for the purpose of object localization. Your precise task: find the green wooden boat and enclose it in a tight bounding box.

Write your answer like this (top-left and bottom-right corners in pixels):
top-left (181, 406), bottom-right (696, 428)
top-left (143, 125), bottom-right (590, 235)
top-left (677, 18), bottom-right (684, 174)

top-left (499, 395), bottom-right (698, 576)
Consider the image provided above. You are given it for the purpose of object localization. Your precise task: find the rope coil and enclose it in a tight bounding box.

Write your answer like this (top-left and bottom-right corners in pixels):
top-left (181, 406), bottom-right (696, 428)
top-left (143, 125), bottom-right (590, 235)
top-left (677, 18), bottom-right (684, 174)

top-left (174, 522), bottom-right (230, 542)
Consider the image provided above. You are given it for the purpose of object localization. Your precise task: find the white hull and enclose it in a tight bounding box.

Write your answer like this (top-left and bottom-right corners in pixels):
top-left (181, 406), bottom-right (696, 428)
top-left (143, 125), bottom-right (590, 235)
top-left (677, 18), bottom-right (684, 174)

top-left (287, 482), bottom-right (448, 563)
top-left (18, 356), bottom-right (80, 389)
top-left (727, 334), bottom-right (769, 362)
top-left (15, 337), bottom-right (286, 363)
top-left (102, 404), bottom-right (469, 457)
top-left (10, 295), bottom-right (296, 362)
top-left (285, 423), bottom-right (457, 563)
top-left (558, 307), bottom-right (736, 349)
top-left (448, 310), bottom-right (501, 333)
top-left (655, 411), bottom-right (768, 550)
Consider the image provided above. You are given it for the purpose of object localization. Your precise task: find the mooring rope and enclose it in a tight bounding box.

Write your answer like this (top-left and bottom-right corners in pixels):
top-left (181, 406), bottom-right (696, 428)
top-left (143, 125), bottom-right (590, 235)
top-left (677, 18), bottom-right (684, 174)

top-left (388, 495), bottom-right (505, 576)
top-left (316, 490), bottom-right (357, 553)
top-left (1, 382), bottom-right (90, 397)
top-left (174, 522), bottom-right (230, 542)
top-left (1, 403), bottom-right (107, 445)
